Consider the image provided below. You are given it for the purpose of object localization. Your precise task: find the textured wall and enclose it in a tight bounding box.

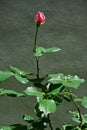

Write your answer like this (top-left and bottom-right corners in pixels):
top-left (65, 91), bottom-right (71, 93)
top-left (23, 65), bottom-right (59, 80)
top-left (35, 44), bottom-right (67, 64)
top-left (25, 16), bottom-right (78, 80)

top-left (0, 0), bottom-right (87, 129)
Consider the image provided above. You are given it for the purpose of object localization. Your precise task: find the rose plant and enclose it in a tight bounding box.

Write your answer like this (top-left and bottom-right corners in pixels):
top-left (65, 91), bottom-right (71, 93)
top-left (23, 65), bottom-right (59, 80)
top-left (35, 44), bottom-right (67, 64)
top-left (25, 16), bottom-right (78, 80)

top-left (0, 11), bottom-right (87, 130)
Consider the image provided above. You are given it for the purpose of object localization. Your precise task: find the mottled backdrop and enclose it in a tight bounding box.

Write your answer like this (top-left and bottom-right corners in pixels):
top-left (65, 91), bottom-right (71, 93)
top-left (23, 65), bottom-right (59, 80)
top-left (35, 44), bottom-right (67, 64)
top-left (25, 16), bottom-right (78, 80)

top-left (0, 0), bottom-right (87, 129)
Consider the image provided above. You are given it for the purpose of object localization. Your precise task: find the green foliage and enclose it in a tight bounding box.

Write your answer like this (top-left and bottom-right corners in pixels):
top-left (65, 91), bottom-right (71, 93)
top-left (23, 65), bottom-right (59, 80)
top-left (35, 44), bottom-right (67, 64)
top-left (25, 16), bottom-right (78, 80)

top-left (10, 66), bottom-right (29, 84)
top-left (0, 66), bottom-right (30, 84)
top-left (0, 124), bottom-right (28, 130)
top-left (14, 73), bottom-right (29, 84)
top-left (0, 88), bottom-right (24, 97)
top-left (48, 73), bottom-right (64, 84)
top-left (0, 126), bottom-right (14, 130)
top-left (69, 110), bottom-right (87, 129)
top-left (39, 99), bottom-right (56, 116)
top-left (0, 12), bottom-right (86, 130)
top-left (75, 96), bottom-right (87, 109)
top-left (62, 123), bottom-right (79, 130)
top-left (23, 115), bottom-right (34, 122)
top-left (69, 111), bottom-right (80, 123)
top-left (81, 96), bottom-right (87, 108)
top-left (0, 71), bottom-right (13, 83)
top-left (24, 87), bottom-right (44, 97)
top-left (48, 73), bottom-right (85, 89)
top-left (48, 85), bottom-right (64, 95)
top-left (10, 65), bottom-right (29, 76)
top-left (34, 46), bottom-right (61, 57)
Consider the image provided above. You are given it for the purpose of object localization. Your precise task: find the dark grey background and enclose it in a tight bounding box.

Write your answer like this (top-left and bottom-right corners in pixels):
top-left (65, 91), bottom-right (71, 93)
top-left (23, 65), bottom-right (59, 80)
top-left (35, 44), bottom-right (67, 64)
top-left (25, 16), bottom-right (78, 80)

top-left (0, 0), bottom-right (87, 129)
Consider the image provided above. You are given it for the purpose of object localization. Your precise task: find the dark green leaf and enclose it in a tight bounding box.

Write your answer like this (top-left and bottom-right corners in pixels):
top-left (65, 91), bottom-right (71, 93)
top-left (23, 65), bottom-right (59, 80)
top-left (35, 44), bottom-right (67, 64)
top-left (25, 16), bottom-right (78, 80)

top-left (10, 124), bottom-right (27, 130)
top-left (0, 71), bottom-right (13, 83)
top-left (39, 99), bottom-right (56, 116)
top-left (81, 123), bottom-right (87, 129)
top-left (34, 47), bottom-right (61, 57)
top-left (63, 123), bottom-right (74, 130)
top-left (0, 124), bottom-right (28, 130)
top-left (53, 95), bottom-right (62, 105)
top-left (0, 88), bottom-right (24, 97)
top-left (56, 128), bottom-right (62, 130)
top-left (14, 73), bottom-right (29, 84)
top-left (62, 95), bottom-right (71, 102)
top-left (48, 85), bottom-right (64, 95)
top-left (82, 96), bottom-right (87, 108)
top-left (24, 87), bottom-right (44, 97)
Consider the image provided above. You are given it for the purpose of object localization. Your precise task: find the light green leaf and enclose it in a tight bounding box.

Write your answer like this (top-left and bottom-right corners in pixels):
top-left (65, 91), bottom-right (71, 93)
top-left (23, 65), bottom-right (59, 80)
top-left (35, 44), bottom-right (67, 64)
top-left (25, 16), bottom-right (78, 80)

top-left (82, 96), bottom-right (87, 108)
top-left (62, 75), bottom-right (85, 89)
top-left (74, 98), bottom-right (82, 102)
top-left (39, 99), bottom-right (56, 116)
top-left (34, 47), bottom-right (61, 57)
top-left (0, 71), bottom-right (13, 83)
top-left (10, 65), bottom-right (28, 76)
top-left (0, 126), bottom-right (15, 130)
top-left (69, 111), bottom-right (80, 123)
top-left (23, 115), bottom-right (34, 122)
top-left (48, 73), bottom-right (64, 84)
top-left (69, 111), bottom-right (87, 125)
top-left (45, 47), bottom-right (61, 53)
top-left (14, 73), bottom-right (29, 84)
top-left (24, 87), bottom-right (44, 97)
top-left (83, 114), bottom-right (87, 123)
top-left (48, 73), bottom-right (85, 89)
top-left (0, 88), bottom-right (24, 97)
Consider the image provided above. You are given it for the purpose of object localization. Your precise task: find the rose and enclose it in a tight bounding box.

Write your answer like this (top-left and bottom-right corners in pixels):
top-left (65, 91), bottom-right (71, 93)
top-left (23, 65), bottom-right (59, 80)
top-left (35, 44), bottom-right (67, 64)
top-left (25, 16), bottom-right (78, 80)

top-left (35, 11), bottom-right (45, 25)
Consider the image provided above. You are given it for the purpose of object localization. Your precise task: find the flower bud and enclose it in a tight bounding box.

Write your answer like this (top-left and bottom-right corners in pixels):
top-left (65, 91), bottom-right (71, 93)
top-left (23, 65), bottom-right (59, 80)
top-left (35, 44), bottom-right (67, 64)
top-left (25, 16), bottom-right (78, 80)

top-left (35, 11), bottom-right (45, 25)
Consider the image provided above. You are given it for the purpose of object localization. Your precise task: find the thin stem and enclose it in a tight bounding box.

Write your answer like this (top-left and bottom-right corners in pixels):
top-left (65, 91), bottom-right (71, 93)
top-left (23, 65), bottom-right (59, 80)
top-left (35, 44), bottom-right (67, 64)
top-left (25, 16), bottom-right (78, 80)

top-left (71, 96), bottom-right (82, 127)
top-left (33, 24), bottom-right (40, 78)
top-left (48, 114), bottom-right (54, 130)
top-left (67, 88), bottom-right (83, 127)
top-left (36, 57), bottom-right (40, 78)
top-left (28, 118), bottom-right (41, 129)
top-left (34, 24), bottom-right (39, 50)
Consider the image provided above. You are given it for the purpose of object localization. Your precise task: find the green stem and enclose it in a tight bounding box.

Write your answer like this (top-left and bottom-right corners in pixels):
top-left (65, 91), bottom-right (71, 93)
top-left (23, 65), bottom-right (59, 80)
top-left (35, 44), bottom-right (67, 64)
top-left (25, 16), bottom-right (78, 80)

top-left (67, 88), bottom-right (83, 127)
top-left (33, 23), bottom-right (40, 78)
top-left (36, 57), bottom-right (40, 78)
top-left (71, 96), bottom-right (83, 127)
top-left (34, 24), bottom-right (39, 50)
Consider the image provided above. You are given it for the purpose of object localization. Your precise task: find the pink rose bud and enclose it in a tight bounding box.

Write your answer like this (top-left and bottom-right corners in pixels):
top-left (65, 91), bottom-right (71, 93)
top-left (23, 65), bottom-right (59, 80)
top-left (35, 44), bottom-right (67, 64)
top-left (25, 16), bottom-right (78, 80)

top-left (35, 11), bottom-right (45, 25)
